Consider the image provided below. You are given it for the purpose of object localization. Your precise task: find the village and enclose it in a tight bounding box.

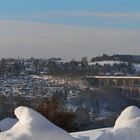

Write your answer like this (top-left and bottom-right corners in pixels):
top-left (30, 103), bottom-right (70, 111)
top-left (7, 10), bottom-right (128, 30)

top-left (0, 54), bottom-right (140, 131)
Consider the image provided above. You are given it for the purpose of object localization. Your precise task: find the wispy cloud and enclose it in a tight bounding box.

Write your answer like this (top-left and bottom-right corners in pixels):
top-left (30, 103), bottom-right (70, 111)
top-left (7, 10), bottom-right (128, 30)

top-left (0, 19), bottom-right (140, 59)
top-left (24, 11), bottom-right (140, 29)
top-left (32, 11), bottom-right (140, 18)
top-left (0, 11), bottom-right (140, 30)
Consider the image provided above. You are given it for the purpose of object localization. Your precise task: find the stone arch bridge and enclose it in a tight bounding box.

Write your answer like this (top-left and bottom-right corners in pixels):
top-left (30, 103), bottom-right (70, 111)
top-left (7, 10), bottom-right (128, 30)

top-left (85, 76), bottom-right (140, 100)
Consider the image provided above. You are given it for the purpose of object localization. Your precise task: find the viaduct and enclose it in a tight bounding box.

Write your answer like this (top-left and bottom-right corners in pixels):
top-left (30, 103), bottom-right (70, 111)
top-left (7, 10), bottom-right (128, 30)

top-left (85, 76), bottom-right (140, 93)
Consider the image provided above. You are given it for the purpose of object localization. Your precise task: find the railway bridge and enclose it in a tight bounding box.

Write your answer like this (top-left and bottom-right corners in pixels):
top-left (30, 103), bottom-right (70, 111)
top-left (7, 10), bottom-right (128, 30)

top-left (85, 76), bottom-right (140, 97)
top-left (85, 76), bottom-right (140, 107)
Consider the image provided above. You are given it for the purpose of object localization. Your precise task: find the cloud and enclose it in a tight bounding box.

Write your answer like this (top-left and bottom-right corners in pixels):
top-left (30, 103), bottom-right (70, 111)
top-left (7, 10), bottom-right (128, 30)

top-left (0, 19), bottom-right (140, 59)
top-left (26, 11), bottom-right (140, 29)
top-left (31, 11), bottom-right (140, 18)
top-left (2, 11), bottom-right (140, 30)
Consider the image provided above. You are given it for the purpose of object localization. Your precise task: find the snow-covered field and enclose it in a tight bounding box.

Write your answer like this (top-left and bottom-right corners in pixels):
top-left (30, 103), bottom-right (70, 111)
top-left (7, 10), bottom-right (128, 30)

top-left (0, 106), bottom-right (140, 140)
top-left (89, 60), bottom-right (140, 72)
top-left (88, 61), bottom-right (126, 66)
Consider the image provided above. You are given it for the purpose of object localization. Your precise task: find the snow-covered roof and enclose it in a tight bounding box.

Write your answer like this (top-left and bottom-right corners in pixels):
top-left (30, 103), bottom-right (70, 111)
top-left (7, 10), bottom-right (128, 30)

top-left (133, 63), bottom-right (140, 72)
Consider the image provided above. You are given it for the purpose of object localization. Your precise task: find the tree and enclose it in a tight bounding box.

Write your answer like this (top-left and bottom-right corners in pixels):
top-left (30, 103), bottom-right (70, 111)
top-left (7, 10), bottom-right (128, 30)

top-left (0, 58), bottom-right (7, 75)
top-left (81, 57), bottom-right (88, 64)
top-left (127, 61), bottom-right (135, 74)
top-left (36, 96), bottom-right (75, 132)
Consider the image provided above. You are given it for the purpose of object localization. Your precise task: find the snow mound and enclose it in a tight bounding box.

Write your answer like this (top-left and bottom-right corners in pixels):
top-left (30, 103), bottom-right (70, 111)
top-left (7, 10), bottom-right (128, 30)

top-left (71, 128), bottom-right (112, 140)
top-left (0, 118), bottom-right (17, 132)
top-left (0, 106), bottom-right (140, 140)
top-left (97, 106), bottom-right (140, 140)
top-left (0, 106), bottom-right (74, 140)
top-left (114, 106), bottom-right (140, 129)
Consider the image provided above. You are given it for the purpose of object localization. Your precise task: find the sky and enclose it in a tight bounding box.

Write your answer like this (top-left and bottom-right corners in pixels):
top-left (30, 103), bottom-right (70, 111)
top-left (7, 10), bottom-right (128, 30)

top-left (0, 0), bottom-right (140, 59)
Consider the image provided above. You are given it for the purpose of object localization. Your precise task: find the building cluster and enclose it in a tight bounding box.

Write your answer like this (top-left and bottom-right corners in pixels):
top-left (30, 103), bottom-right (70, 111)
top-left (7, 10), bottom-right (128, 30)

top-left (0, 74), bottom-right (71, 97)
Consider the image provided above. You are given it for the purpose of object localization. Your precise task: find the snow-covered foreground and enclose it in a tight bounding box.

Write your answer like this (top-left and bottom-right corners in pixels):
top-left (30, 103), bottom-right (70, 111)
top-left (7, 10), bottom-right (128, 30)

top-left (0, 118), bottom-right (17, 132)
top-left (0, 107), bottom-right (73, 140)
top-left (97, 106), bottom-right (140, 140)
top-left (0, 106), bottom-right (140, 140)
top-left (71, 128), bottom-right (111, 140)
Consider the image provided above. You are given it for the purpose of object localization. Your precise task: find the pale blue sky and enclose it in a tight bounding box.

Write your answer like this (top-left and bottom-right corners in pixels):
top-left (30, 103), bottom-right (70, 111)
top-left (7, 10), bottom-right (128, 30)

top-left (0, 0), bottom-right (140, 29)
top-left (0, 0), bottom-right (140, 59)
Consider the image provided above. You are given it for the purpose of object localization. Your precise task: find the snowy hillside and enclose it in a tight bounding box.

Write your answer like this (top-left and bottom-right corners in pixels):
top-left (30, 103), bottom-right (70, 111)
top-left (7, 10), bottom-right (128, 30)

top-left (88, 61), bottom-right (125, 66)
top-left (89, 60), bottom-right (140, 72)
top-left (0, 106), bottom-right (140, 140)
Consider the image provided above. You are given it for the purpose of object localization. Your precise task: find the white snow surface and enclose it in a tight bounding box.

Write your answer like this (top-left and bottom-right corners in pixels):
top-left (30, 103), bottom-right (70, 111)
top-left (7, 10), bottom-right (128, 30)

top-left (0, 106), bottom-right (140, 140)
top-left (114, 106), bottom-right (140, 129)
top-left (88, 61), bottom-right (140, 72)
top-left (133, 64), bottom-right (140, 72)
top-left (0, 106), bottom-right (74, 140)
top-left (71, 128), bottom-right (111, 140)
top-left (88, 61), bottom-right (125, 66)
top-left (0, 118), bottom-right (17, 132)
top-left (97, 106), bottom-right (140, 140)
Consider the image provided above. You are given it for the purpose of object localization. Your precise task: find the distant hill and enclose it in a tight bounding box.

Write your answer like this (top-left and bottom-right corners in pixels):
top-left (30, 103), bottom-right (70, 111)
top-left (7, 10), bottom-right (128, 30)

top-left (91, 54), bottom-right (140, 63)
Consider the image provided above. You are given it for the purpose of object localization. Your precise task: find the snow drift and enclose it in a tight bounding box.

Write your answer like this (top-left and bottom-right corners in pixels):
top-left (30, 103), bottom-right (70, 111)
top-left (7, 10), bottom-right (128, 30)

top-left (0, 106), bottom-right (140, 140)
top-left (0, 106), bottom-right (74, 140)
top-left (0, 118), bottom-right (17, 132)
top-left (97, 106), bottom-right (140, 140)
